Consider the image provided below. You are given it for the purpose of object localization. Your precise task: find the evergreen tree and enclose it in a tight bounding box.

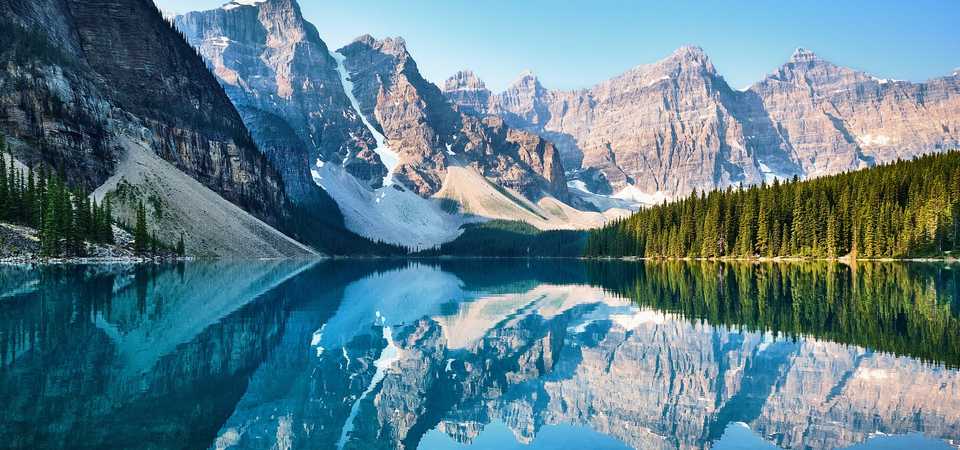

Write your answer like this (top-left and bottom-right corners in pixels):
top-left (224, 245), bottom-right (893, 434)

top-left (134, 201), bottom-right (149, 255)
top-left (584, 152), bottom-right (960, 260)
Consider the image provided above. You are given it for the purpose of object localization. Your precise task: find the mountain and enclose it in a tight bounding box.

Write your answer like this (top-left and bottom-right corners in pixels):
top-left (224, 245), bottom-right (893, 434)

top-left (176, 0), bottom-right (624, 249)
top-left (445, 47), bottom-right (960, 202)
top-left (0, 0), bottom-right (314, 257)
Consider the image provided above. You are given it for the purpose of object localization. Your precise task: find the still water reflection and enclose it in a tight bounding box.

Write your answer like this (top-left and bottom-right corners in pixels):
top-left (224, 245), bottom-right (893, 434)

top-left (0, 260), bottom-right (958, 449)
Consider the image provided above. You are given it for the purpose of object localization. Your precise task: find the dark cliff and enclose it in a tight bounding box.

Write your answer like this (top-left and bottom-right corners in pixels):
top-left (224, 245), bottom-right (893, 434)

top-left (0, 0), bottom-right (288, 226)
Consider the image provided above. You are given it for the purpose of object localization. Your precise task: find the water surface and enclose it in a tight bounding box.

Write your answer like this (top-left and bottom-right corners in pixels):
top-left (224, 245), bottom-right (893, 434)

top-left (1, 260), bottom-right (958, 449)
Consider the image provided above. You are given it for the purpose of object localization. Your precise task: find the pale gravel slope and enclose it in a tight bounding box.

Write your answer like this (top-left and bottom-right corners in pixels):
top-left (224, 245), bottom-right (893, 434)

top-left (93, 138), bottom-right (318, 258)
top-left (435, 165), bottom-right (629, 230)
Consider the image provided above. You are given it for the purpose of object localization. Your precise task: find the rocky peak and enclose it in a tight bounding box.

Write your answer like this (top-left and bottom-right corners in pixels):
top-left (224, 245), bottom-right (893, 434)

top-left (500, 70), bottom-right (548, 120)
top-left (509, 69), bottom-right (543, 91)
top-left (444, 70), bottom-right (487, 92)
top-left (789, 47), bottom-right (819, 63)
top-left (443, 70), bottom-right (492, 116)
top-left (176, 0), bottom-right (388, 222)
top-left (0, 0), bottom-right (294, 250)
top-left (338, 35), bottom-right (569, 201)
top-left (352, 34), bottom-right (410, 60)
top-left (663, 45), bottom-right (717, 75)
top-left (671, 45), bottom-right (708, 61)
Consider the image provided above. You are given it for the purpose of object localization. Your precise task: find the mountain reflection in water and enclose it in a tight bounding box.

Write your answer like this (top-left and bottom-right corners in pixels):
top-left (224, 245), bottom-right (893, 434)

top-left (0, 260), bottom-right (957, 450)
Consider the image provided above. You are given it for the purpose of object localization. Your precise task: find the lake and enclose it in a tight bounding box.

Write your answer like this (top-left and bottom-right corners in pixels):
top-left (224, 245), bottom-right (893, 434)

top-left (0, 260), bottom-right (958, 449)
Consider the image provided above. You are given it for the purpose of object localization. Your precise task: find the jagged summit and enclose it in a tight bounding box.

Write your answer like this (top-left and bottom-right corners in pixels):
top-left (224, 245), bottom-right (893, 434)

top-left (444, 70), bottom-right (487, 91)
top-left (508, 69), bottom-right (542, 89)
top-left (671, 45), bottom-right (707, 59)
top-left (790, 47), bottom-right (820, 63)
top-left (352, 33), bottom-right (377, 46)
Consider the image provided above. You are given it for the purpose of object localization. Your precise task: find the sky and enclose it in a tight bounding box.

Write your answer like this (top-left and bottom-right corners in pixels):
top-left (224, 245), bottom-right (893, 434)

top-left (156, 0), bottom-right (960, 92)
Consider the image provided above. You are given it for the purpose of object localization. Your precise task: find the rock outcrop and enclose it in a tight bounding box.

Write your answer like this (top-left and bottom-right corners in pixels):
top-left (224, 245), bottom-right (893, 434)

top-left (445, 46), bottom-right (960, 200)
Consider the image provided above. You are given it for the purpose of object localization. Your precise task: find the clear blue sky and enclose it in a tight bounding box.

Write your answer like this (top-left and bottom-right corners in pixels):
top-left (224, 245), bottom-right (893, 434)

top-left (157, 0), bottom-right (960, 92)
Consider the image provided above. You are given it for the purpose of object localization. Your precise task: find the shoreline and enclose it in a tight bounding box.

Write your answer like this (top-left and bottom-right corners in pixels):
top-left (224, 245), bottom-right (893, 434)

top-left (4, 254), bottom-right (960, 265)
top-left (0, 256), bottom-right (196, 266)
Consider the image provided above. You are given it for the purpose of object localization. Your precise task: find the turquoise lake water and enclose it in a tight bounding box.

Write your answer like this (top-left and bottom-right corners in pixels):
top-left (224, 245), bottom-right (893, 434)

top-left (0, 260), bottom-right (957, 449)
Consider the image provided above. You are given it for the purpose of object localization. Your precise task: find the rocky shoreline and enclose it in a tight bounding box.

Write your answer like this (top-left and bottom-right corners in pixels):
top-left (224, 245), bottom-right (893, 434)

top-left (0, 222), bottom-right (183, 265)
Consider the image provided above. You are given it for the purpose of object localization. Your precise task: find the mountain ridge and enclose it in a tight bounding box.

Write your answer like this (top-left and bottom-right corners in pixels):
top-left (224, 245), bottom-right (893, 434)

top-left (175, 0), bottom-right (620, 249)
top-left (444, 46), bottom-right (960, 201)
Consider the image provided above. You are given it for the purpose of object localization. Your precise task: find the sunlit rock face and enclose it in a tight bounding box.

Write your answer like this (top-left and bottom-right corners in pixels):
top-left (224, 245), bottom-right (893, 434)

top-left (175, 0), bottom-right (388, 191)
top-left (749, 48), bottom-right (960, 178)
top-left (445, 47), bottom-right (960, 200)
top-left (337, 36), bottom-right (569, 202)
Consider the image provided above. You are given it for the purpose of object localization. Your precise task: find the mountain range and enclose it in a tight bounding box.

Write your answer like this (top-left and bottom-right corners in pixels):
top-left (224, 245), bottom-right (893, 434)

top-left (1, 0), bottom-right (957, 255)
top-left (444, 47), bottom-right (960, 201)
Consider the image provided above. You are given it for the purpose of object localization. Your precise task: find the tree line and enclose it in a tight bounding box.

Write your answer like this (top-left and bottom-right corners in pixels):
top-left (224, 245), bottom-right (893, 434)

top-left (1, 140), bottom-right (114, 257)
top-left (585, 152), bottom-right (960, 259)
top-left (0, 136), bottom-right (180, 257)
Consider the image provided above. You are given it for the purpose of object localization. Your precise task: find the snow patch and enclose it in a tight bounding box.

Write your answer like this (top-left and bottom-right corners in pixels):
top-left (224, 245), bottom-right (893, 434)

top-left (213, 428), bottom-right (241, 450)
top-left (857, 133), bottom-right (892, 146)
top-left (311, 161), bottom-right (463, 249)
top-left (566, 180), bottom-right (641, 212)
top-left (645, 76), bottom-right (670, 87)
top-left (856, 368), bottom-right (890, 381)
top-left (871, 76), bottom-right (904, 85)
top-left (311, 324), bottom-right (326, 357)
top-left (318, 264), bottom-right (469, 351)
top-left (611, 185), bottom-right (669, 206)
top-left (568, 180), bottom-right (589, 193)
top-left (757, 160), bottom-right (789, 183)
top-left (331, 51), bottom-right (399, 186)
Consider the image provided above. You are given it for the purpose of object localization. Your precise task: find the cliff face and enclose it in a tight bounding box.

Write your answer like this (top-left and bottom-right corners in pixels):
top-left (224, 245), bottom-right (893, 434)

top-left (0, 0), bottom-right (289, 227)
top-left (749, 48), bottom-right (960, 178)
top-left (445, 47), bottom-right (960, 200)
top-left (175, 0), bottom-right (387, 193)
top-left (338, 35), bottom-right (569, 202)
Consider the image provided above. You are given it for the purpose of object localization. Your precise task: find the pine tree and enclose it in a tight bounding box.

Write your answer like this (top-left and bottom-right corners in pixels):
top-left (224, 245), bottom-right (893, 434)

top-left (134, 201), bottom-right (149, 256)
top-left (736, 191), bottom-right (757, 256)
top-left (103, 199), bottom-right (115, 244)
top-left (0, 151), bottom-right (7, 221)
top-left (826, 213), bottom-right (838, 258)
top-left (40, 178), bottom-right (61, 257)
top-left (584, 152), bottom-right (960, 259)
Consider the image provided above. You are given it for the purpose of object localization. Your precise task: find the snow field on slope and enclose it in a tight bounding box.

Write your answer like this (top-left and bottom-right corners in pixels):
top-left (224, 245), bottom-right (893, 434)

top-left (311, 161), bottom-right (464, 250)
top-left (331, 51), bottom-right (399, 186)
